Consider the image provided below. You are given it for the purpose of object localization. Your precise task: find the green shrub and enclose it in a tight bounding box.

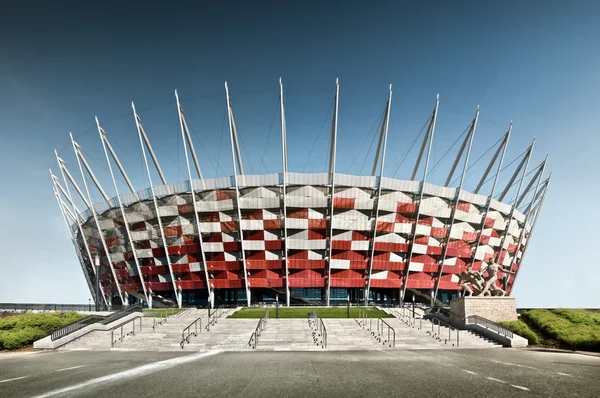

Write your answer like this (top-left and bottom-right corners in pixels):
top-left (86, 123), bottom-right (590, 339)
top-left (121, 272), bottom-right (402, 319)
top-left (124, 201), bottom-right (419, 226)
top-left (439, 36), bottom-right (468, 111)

top-left (499, 320), bottom-right (540, 345)
top-left (0, 312), bottom-right (87, 350)
top-left (551, 309), bottom-right (600, 326)
top-left (521, 309), bottom-right (600, 352)
top-left (0, 328), bottom-right (47, 350)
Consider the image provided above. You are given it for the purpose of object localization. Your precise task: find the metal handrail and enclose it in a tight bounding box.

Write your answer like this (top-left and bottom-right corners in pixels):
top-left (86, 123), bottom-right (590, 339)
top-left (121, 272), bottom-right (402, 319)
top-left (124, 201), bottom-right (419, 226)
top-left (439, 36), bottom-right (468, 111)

top-left (101, 305), bottom-right (142, 325)
top-left (248, 309), bottom-right (268, 349)
top-left (428, 317), bottom-right (460, 346)
top-left (310, 310), bottom-right (327, 348)
top-left (206, 306), bottom-right (223, 331)
top-left (50, 315), bottom-right (104, 341)
top-left (110, 315), bottom-right (143, 347)
top-left (180, 317), bottom-right (201, 349)
top-left (375, 318), bottom-right (395, 347)
top-left (467, 315), bottom-right (513, 339)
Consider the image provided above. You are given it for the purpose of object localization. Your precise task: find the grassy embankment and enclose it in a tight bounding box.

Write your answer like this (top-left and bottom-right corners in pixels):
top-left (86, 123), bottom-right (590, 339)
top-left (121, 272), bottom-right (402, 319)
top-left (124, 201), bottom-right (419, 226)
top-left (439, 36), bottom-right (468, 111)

top-left (499, 309), bottom-right (600, 352)
top-left (228, 306), bottom-right (393, 319)
top-left (0, 312), bottom-right (86, 351)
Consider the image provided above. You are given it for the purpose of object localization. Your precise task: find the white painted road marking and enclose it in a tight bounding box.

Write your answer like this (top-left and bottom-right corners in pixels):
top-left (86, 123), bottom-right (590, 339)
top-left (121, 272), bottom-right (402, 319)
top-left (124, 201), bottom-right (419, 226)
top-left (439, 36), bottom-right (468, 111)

top-left (512, 385), bottom-right (530, 391)
top-left (33, 350), bottom-right (221, 398)
top-left (0, 376), bottom-right (29, 384)
top-left (486, 377), bottom-right (507, 384)
top-left (461, 369), bottom-right (477, 375)
top-left (490, 359), bottom-right (538, 370)
top-left (56, 365), bottom-right (84, 372)
top-left (557, 372), bottom-right (572, 376)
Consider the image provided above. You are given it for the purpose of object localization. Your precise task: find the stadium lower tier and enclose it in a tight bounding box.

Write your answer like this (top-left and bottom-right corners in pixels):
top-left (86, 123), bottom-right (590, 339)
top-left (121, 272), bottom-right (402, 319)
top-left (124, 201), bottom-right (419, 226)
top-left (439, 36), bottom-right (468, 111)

top-left (71, 173), bottom-right (532, 307)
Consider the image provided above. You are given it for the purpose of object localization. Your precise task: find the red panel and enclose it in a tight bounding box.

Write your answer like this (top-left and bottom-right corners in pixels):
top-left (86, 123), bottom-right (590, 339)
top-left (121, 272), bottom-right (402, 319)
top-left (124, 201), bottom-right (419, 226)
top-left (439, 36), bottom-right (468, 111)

top-left (330, 279), bottom-right (364, 288)
top-left (374, 242), bottom-right (410, 253)
top-left (308, 228), bottom-right (326, 239)
top-left (178, 204), bottom-right (194, 215)
top-left (223, 241), bottom-right (242, 252)
top-left (210, 279), bottom-right (243, 289)
top-left (216, 190), bottom-right (232, 201)
top-left (376, 221), bottom-right (394, 233)
top-left (264, 219), bottom-right (283, 230)
top-left (246, 260), bottom-right (284, 270)
top-left (179, 280), bottom-right (206, 290)
top-left (426, 246), bottom-right (443, 255)
top-left (152, 248), bottom-right (166, 257)
top-left (431, 227), bottom-right (447, 238)
top-left (331, 240), bottom-right (352, 250)
top-left (164, 226), bottom-right (182, 237)
top-left (245, 230), bottom-right (265, 240)
top-left (462, 231), bottom-right (478, 241)
top-left (207, 261), bottom-right (243, 271)
top-left (265, 240), bottom-right (284, 251)
top-left (247, 278), bottom-right (284, 288)
top-left (371, 261), bottom-right (406, 271)
top-left (221, 221), bottom-right (238, 233)
top-left (244, 209), bottom-right (263, 220)
top-left (333, 197), bottom-right (355, 209)
top-left (288, 209), bottom-right (308, 219)
top-left (168, 246), bottom-right (186, 255)
top-left (288, 278), bottom-right (325, 288)
top-left (397, 203), bottom-right (417, 213)
top-left (288, 259), bottom-right (327, 269)
top-left (308, 219), bottom-right (327, 229)
top-left (370, 279), bottom-right (402, 288)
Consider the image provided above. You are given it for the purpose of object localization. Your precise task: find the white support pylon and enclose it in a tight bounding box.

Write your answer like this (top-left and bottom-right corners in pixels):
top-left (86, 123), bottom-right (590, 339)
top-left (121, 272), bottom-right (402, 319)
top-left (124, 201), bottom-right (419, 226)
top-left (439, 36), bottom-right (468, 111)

top-left (225, 82), bottom-right (251, 306)
top-left (365, 84), bottom-right (393, 304)
top-left (469, 125), bottom-right (512, 270)
top-left (68, 134), bottom-right (128, 306)
top-left (280, 78), bottom-right (290, 307)
top-left (51, 173), bottom-right (104, 307)
top-left (132, 101), bottom-right (181, 304)
top-left (401, 95), bottom-right (440, 301)
top-left (97, 117), bottom-right (148, 304)
top-left (174, 91), bottom-right (213, 307)
top-left (432, 107), bottom-right (479, 301)
top-left (326, 78), bottom-right (340, 307)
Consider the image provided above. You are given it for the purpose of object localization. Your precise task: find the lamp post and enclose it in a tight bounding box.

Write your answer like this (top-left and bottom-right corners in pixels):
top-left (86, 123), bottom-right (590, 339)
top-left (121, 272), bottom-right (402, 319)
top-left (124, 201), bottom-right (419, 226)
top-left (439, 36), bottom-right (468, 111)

top-left (412, 294), bottom-right (415, 318)
top-left (88, 298), bottom-right (91, 312)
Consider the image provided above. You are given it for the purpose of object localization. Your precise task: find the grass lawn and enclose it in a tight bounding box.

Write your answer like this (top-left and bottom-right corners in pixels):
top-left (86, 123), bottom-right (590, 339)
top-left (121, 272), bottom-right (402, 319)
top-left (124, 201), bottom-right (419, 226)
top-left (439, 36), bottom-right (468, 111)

top-left (0, 312), bottom-right (86, 351)
top-left (520, 309), bottom-right (600, 352)
top-left (498, 320), bottom-right (540, 345)
top-left (142, 308), bottom-right (188, 317)
top-left (228, 306), bottom-right (393, 319)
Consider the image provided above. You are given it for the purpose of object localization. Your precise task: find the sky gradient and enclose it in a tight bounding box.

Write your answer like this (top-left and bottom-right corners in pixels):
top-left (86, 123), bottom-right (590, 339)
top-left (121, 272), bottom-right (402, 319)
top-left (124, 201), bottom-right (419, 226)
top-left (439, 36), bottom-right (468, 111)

top-left (1, 1), bottom-right (598, 307)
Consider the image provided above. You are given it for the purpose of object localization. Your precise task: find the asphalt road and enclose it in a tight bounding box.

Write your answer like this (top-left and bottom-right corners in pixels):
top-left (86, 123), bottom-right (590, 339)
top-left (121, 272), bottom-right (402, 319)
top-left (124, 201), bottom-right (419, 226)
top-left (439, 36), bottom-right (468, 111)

top-left (0, 349), bottom-right (599, 397)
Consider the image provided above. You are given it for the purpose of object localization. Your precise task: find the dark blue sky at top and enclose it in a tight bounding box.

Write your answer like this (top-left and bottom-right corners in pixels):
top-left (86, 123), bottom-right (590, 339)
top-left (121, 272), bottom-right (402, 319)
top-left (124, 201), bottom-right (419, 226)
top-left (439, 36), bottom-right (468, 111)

top-left (0, 1), bottom-right (598, 307)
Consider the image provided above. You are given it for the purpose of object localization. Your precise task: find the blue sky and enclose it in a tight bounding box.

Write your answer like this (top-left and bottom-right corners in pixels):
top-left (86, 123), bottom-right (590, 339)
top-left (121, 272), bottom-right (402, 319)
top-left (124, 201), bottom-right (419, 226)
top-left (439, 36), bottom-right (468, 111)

top-left (0, 1), bottom-right (598, 307)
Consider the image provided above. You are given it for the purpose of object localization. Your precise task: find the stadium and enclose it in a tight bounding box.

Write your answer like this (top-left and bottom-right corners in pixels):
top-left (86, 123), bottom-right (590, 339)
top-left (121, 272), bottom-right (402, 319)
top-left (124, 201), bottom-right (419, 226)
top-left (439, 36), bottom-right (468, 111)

top-left (50, 79), bottom-right (550, 309)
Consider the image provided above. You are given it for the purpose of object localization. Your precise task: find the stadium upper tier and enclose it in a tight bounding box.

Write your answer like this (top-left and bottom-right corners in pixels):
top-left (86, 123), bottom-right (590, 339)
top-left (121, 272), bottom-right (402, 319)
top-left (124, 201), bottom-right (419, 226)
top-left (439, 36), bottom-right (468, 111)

top-left (50, 80), bottom-right (550, 308)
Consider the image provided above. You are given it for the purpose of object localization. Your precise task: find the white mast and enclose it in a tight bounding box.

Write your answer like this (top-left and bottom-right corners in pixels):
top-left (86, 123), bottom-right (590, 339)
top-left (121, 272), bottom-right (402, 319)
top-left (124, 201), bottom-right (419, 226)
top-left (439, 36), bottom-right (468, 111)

top-left (280, 78), bottom-right (290, 306)
top-left (326, 78), bottom-right (340, 306)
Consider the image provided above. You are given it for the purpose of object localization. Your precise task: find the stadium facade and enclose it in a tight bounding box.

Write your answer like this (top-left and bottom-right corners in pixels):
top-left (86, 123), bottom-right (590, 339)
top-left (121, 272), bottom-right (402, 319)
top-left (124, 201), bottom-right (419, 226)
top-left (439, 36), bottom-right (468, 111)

top-left (50, 80), bottom-right (550, 309)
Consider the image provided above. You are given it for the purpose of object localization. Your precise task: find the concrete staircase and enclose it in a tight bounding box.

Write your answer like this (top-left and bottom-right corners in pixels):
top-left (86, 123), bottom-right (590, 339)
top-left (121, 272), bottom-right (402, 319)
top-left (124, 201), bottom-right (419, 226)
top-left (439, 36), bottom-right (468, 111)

top-left (379, 308), bottom-right (501, 349)
top-left (254, 319), bottom-right (318, 351)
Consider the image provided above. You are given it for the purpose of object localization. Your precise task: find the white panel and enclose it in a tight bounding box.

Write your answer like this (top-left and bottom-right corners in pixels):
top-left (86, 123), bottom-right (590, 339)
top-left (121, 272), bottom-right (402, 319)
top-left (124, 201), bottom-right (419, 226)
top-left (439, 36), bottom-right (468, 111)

top-left (136, 249), bottom-right (153, 258)
top-left (264, 231), bottom-right (279, 241)
top-left (308, 250), bottom-right (325, 260)
top-left (333, 230), bottom-right (353, 240)
top-left (244, 240), bottom-right (265, 251)
top-left (474, 245), bottom-right (494, 260)
top-left (287, 239), bottom-right (327, 250)
top-left (513, 210), bottom-right (525, 223)
top-left (130, 231), bottom-right (149, 241)
top-left (334, 186), bottom-right (372, 199)
top-left (334, 174), bottom-right (376, 188)
top-left (380, 191), bottom-right (413, 202)
top-left (351, 240), bottom-right (370, 251)
top-left (412, 244), bottom-right (428, 254)
top-left (394, 223), bottom-right (413, 234)
top-left (239, 197), bottom-right (280, 209)
top-left (286, 172), bottom-right (329, 185)
top-left (286, 218), bottom-right (308, 229)
top-left (377, 213), bottom-right (396, 222)
top-left (308, 209), bottom-right (324, 219)
top-left (286, 196), bottom-right (328, 208)
top-left (489, 198), bottom-right (511, 214)
top-left (454, 211), bottom-right (481, 224)
top-left (450, 274), bottom-right (459, 282)
top-left (221, 233), bottom-right (235, 242)
top-left (330, 259), bottom-right (350, 269)
top-left (189, 262), bottom-right (203, 272)
top-left (263, 209), bottom-right (279, 220)
top-left (99, 219), bottom-right (115, 230)
top-left (354, 199), bottom-right (375, 210)
top-left (458, 189), bottom-right (488, 206)
top-left (423, 182), bottom-right (455, 199)
top-left (408, 262), bottom-right (424, 272)
top-left (218, 212), bottom-right (233, 222)
top-left (204, 242), bottom-right (224, 252)
top-left (194, 176), bottom-right (232, 190)
top-left (110, 253), bottom-right (124, 262)
top-left (224, 252), bottom-right (240, 261)
top-left (415, 224), bottom-right (431, 236)
top-left (200, 222), bottom-right (221, 233)
top-left (443, 257), bottom-right (457, 266)
top-left (375, 233), bottom-right (406, 243)
top-left (370, 270), bottom-right (388, 280)
top-left (380, 178), bottom-right (420, 192)
top-left (288, 230), bottom-right (308, 239)
top-left (237, 173), bottom-right (279, 187)
top-left (390, 253), bottom-right (404, 262)
top-left (241, 220), bottom-right (264, 230)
